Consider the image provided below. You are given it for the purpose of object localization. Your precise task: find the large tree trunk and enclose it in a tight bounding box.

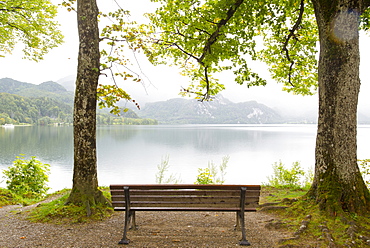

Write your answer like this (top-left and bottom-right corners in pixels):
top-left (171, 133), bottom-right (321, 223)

top-left (66, 0), bottom-right (109, 214)
top-left (308, 0), bottom-right (370, 215)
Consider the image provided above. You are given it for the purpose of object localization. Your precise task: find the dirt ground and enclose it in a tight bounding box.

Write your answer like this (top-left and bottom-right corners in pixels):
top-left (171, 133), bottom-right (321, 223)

top-left (0, 201), bottom-right (292, 248)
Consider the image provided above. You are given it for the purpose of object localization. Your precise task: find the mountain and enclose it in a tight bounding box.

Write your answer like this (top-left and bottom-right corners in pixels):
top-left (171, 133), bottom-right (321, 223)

top-left (137, 95), bottom-right (370, 124)
top-left (0, 78), bottom-right (74, 105)
top-left (138, 95), bottom-right (283, 124)
top-left (0, 78), bottom-right (157, 125)
top-left (2, 77), bottom-right (368, 124)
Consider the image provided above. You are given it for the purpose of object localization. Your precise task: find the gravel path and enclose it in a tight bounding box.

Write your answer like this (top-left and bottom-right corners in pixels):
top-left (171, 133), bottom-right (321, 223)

top-left (0, 199), bottom-right (291, 248)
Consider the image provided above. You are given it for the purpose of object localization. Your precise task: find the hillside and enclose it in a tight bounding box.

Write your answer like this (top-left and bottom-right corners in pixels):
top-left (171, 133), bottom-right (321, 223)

top-left (138, 95), bottom-right (283, 124)
top-left (0, 78), bottom-right (74, 105)
top-left (3, 77), bottom-right (369, 125)
top-left (0, 92), bottom-right (73, 125)
top-left (0, 78), bottom-right (157, 125)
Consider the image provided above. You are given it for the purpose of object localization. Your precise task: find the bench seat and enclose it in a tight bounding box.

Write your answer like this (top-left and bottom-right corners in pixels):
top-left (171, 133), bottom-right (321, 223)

top-left (110, 184), bottom-right (261, 246)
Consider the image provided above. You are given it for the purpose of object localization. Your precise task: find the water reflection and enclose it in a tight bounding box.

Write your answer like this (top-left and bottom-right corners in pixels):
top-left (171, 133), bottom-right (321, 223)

top-left (0, 126), bottom-right (73, 165)
top-left (2, 124), bottom-right (368, 192)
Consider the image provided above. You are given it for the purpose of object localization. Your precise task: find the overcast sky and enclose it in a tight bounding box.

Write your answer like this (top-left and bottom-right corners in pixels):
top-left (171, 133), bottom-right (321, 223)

top-left (1, 0), bottom-right (370, 116)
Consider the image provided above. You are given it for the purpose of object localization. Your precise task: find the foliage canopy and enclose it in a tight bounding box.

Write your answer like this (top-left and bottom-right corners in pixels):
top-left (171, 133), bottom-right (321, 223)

top-left (0, 0), bottom-right (63, 60)
top-left (145, 0), bottom-right (370, 100)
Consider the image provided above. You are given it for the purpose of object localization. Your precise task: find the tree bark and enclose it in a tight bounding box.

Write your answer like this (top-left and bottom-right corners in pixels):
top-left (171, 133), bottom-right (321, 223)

top-left (308, 0), bottom-right (370, 215)
top-left (66, 0), bottom-right (109, 214)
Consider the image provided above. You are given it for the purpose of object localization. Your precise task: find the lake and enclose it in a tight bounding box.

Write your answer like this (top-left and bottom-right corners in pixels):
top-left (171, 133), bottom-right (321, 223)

top-left (1, 124), bottom-right (369, 192)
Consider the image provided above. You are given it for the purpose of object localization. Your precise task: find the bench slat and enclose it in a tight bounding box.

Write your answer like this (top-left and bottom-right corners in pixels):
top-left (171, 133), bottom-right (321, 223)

top-left (113, 207), bottom-right (258, 212)
top-left (111, 197), bottom-right (259, 206)
top-left (110, 189), bottom-right (261, 197)
top-left (110, 184), bottom-right (261, 191)
top-left (111, 195), bottom-right (258, 200)
top-left (112, 196), bottom-right (240, 202)
top-left (113, 201), bottom-right (258, 207)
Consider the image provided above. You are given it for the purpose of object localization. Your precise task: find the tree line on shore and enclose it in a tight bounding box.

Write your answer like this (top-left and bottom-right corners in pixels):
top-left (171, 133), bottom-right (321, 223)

top-left (0, 92), bottom-right (157, 126)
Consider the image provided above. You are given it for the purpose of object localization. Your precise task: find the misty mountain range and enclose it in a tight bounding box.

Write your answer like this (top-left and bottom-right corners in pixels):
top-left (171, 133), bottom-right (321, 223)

top-left (0, 77), bottom-right (74, 105)
top-left (1, 77), bottom-right (369, 124)
top-left (138, 96), bottom-right (284, 124)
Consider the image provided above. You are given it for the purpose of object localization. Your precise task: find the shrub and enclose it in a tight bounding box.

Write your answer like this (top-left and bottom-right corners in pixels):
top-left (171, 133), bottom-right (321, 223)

top-left (2, 155), bottom-right (50, 199)
top-left (266, 160), bottom-right (307, 189)
top-left (302, 166), bottom-right (314, 189)
top-left (155, 155), bottom-right (181, 184)
top-left (358, 159), bottom-right (370, 188)
top-left (195, 168), bottom-right (214, 184)
top-left (195, 155), bottom-right (229, 185)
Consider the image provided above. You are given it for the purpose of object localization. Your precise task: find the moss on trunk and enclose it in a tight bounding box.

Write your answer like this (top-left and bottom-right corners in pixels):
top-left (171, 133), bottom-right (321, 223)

top-left (307, 167), bottom-right (370, 216)
top-left (66, 186), bottom-right (110, 216)
top-left (308, 0), bottom-right (370, 216)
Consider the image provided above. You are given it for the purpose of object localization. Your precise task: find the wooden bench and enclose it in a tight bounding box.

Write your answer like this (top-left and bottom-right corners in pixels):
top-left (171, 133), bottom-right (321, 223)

top-left (110, 184), bottom-right (261, 246)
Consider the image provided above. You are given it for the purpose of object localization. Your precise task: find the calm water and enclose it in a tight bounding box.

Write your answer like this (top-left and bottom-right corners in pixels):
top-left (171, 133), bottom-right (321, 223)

top-left (1, 124), bottom-right (369, 192)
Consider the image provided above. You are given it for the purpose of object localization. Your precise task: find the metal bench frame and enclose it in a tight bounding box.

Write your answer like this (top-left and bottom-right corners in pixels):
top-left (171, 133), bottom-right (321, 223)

top-left (110, 184), bottom-right (261, 246)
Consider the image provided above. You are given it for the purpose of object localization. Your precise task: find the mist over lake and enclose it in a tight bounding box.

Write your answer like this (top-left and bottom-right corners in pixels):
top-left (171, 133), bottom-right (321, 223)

top-left (1, 124), bottom-right (369, 192)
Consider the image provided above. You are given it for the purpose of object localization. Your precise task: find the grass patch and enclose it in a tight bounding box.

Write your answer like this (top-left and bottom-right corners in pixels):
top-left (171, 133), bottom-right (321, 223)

top-left (0, 188), bottom-right (19, 206)
top-left (261, 186), bottom-right (308, 205)
top-left (0, 187), bottom-right (42, 206)
top-left (1, 187), bottom-right (114, 224)
top-left (27, 188), bottom-right (113, 224)
top-left (261, 186), bottom-right (370, 247)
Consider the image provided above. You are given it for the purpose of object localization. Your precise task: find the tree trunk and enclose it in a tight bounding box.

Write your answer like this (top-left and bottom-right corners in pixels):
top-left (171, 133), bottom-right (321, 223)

top-left (308, 0), bottom-right (370, 215)
top-left (66, 0), bottom-right (109, 214)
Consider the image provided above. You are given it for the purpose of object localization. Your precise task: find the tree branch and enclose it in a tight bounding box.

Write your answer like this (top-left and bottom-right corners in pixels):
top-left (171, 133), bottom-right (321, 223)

top-left (181, 65), bottom-right (212, 101)
top-left (154, 38), bottom-right (202, 62)
top-left (282, 0), bottom-right (305, 87)
top-left (195, 27), bottom-right (212, 36)
top-left (199, 0), bottom-right (244, 63)
top-left (202, 66), bottom-right (211, 101)
top-left (154, 1), bottom-right (245, 100)
top-left (185, 0), bottom-right (243, 100)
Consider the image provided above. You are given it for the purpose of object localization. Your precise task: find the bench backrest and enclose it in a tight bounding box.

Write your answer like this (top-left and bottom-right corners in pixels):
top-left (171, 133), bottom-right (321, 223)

top-left (110, 184), bottom-right (261, 212)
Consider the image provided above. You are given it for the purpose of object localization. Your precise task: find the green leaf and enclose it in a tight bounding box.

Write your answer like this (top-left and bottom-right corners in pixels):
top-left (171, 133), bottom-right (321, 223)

top-left (0, 0), bottom-right (64, 61)
top-left (147, 0), bottom-right (320, 97)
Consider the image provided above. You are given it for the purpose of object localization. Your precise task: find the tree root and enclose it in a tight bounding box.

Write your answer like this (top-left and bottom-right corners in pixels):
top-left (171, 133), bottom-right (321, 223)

top-left (319, 224), bottom-right (336, 247)
top-left (65, 187), bottom-right (112, 216)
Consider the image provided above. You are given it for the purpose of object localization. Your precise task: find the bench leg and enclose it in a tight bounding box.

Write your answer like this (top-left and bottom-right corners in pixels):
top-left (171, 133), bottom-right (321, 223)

top-left (119, 210), bottom-right (133, 245)
top-left (130, 211), bottom-right (138, 230)
top-left (235, 212), bottom-right (240, 230)
top-left (238, 211), bottom-right (251, 246)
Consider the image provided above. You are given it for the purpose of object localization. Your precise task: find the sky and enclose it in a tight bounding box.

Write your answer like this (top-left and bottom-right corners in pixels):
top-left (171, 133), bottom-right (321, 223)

top-left (1, 0), bottom-right (370, 116)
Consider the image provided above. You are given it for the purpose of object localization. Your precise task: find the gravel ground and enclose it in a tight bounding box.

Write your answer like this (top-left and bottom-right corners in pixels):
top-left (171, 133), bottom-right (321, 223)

top-left (0, 200), bottom-right (291, 248)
